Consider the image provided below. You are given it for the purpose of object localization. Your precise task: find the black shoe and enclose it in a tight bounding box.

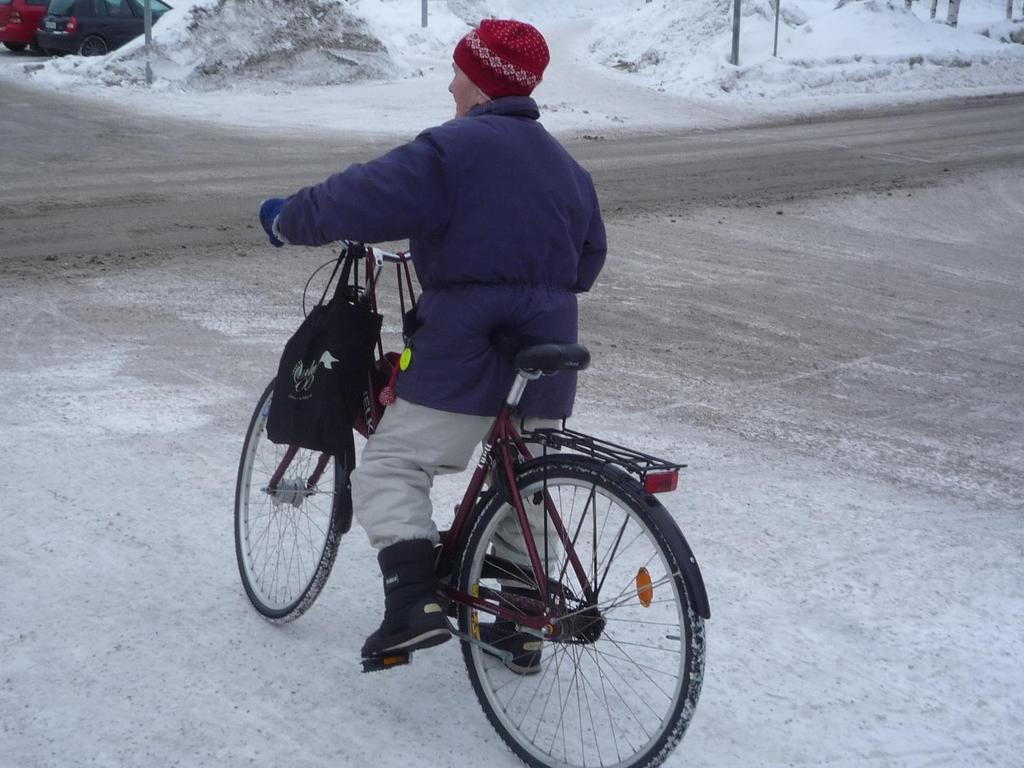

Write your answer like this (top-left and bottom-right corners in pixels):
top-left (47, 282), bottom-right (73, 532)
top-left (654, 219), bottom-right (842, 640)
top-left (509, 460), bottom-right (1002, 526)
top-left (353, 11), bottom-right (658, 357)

top-left (479, 620), bottom-right (543, 675)
top-left (361, 539), bottom-right (451, 659)
top-left (478, 585), bottom-right (544, 675)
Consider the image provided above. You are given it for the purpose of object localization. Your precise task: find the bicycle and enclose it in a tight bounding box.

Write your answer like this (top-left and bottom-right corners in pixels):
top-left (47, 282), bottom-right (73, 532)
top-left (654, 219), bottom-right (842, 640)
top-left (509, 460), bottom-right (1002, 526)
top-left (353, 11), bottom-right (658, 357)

top-left (234, 242), bottom-right (710, 768)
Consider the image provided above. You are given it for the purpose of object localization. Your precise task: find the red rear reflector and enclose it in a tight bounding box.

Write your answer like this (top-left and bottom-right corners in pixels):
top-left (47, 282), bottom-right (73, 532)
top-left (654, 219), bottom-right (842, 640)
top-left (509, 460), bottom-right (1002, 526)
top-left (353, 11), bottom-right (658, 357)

top-left (67, 16), bottom-right (77, 33)
top-left (644, 471), bottom-right (678, 494)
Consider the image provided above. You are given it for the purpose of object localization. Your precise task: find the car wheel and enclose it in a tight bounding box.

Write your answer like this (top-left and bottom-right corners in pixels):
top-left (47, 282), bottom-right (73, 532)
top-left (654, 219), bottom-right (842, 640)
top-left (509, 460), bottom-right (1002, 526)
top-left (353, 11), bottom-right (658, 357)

top-left (2, 42), bottom-right (29, 52)
top-left (78, 35), bottom-right (107, 57)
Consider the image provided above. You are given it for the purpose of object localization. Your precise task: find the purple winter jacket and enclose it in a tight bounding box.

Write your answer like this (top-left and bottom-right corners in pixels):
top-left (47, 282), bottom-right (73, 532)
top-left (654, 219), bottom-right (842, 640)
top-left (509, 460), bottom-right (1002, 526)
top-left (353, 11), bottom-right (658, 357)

top-left (275, 97), bottom-right (606, 418)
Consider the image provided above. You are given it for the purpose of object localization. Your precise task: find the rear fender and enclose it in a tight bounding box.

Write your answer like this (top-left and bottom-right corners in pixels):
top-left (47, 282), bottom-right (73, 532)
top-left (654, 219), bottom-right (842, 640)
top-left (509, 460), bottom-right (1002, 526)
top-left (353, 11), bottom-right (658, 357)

top-left (640, 493), bottom-right (711, 619)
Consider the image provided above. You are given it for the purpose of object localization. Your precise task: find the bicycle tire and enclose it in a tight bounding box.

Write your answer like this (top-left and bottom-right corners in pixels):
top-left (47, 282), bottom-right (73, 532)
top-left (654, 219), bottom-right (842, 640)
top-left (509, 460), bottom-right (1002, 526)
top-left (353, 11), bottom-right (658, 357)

top-left (234, 380), bottom-right (354, 623)
top-left (457, 456), bottom-right (705, 768)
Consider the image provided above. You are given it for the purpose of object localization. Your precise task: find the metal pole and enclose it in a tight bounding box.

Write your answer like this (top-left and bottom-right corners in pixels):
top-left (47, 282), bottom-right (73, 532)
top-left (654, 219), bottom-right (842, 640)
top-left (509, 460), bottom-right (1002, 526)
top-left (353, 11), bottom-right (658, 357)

top-left (144, 0), bottom-right (152, 85)
top-left (731, 0), bottom-right (741, 65)
top-left (773, 0), bottom-right (780, 57)
top-left (946, 0), bottom-right (961, 26)
top-left (421, 0), bottom-right (427, 28)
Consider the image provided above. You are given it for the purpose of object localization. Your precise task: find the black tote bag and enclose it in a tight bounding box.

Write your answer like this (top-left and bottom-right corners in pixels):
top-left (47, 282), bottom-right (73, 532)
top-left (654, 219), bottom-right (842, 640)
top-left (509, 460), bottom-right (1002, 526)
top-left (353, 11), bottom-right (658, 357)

top-left (266, 245), bottom-right (383, 453)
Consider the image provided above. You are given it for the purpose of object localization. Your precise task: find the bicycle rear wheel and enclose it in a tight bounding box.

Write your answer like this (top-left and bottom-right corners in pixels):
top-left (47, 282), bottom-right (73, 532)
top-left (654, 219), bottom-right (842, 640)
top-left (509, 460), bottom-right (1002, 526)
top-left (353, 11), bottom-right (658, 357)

top-left (234, 380), bottom-right (354, 622)
top-left (457, 456), bottom-right (706, 768)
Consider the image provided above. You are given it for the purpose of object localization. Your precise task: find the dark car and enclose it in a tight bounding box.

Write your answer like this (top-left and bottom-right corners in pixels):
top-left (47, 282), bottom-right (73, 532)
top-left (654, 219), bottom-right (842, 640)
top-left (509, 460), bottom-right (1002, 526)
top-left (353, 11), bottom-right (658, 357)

top-left (0, 0), bottom-right (50, 51)
top-left (36, 0), bottom-right (170, 57)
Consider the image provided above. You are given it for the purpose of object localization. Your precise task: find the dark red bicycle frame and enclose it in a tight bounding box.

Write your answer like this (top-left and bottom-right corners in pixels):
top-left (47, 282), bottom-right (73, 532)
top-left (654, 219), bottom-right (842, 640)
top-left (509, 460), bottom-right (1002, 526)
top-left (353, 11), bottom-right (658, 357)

top-left (436, 406), bottom-right (598, 632)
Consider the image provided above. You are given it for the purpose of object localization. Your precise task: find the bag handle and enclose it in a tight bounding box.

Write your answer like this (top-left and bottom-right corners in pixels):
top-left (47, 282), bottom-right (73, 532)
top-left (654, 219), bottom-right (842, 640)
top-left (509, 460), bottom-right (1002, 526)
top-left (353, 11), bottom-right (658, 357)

top-left (313, 243), bottom-right (365, 308)
top-left (338, 243), bottom-right (365, 302)
top-left (396, 254), bottom-right (416, 317)
top-left (315, 256), bottom-right (345, 307)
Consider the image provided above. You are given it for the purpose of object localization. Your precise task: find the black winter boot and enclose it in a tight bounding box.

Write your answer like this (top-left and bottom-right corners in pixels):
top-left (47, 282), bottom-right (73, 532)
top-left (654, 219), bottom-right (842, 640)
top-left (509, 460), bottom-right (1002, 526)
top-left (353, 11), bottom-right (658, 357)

top-left (361, 539), bottom-right (451, 659)
top-left (478, 586), bottom-right (544, 675)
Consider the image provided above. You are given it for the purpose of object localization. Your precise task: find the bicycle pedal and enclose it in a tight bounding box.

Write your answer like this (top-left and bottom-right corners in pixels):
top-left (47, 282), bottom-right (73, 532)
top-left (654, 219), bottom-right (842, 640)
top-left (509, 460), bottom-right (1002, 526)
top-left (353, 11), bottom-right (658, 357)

top-left (361, 652), bottom-right (411, 673)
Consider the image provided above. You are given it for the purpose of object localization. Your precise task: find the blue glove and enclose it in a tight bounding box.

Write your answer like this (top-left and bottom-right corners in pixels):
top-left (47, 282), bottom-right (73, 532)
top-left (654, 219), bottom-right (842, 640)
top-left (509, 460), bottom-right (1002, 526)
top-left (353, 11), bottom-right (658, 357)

top-left (259, 198), bottom-right (285, 247)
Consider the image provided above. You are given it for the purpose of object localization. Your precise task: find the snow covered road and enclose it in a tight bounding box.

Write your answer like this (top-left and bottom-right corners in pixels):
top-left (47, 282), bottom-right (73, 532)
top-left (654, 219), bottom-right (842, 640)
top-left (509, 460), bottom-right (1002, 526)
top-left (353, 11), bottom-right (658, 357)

top-left (2, 79), bottom-right (1023, 259)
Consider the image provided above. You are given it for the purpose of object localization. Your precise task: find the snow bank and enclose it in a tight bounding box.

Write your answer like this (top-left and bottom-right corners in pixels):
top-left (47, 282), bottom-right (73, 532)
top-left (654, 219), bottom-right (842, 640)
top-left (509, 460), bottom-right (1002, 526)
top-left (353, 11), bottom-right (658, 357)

top-left (587, 0), bottom-right (1024, 102)
top-left (980, 19), bottom-right (1024, 44)
top-left (27, 0), bottom-right (479, 88)
top-left (20, 0), bottom-right (1024, 95)
top-left (27, 0), bottom-right (389, 87)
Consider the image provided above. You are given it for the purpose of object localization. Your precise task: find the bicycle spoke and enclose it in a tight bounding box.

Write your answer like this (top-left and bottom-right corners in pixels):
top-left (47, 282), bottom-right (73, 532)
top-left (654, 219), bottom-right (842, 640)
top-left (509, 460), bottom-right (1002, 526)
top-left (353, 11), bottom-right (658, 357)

top-left (552, 482), bottom-right (597, 601)
top-left (584, 642), bottom-right (659, 739)
top-left (586, 651), bottom-right (649, 760)
top-left (582, 643), bottom-right (648, 748)
top-left (576, 645), bottom-right (682, 679)
top-left (552, 636), bottom-right (569, 758)
top-left (485, 558), bottom-right (542, 596)
top-left (591, 633), bottom-right (676, 715)
top-left (577, 645), bottom-right (603, 767)
top-left (268, 513), bottom-right (288, 600)
top-left (585, 646), bottom-right (623, 764)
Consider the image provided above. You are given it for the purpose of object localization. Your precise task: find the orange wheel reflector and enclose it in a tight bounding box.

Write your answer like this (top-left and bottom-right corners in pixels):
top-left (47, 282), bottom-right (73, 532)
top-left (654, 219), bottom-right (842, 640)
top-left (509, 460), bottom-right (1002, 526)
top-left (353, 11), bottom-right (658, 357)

top-left (636, 567), bottom-right (654, 607)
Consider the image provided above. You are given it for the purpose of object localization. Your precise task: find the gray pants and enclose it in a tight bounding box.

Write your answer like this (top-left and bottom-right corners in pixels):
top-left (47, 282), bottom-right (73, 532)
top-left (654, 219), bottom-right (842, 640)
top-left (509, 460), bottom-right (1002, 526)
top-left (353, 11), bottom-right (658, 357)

top-left (351, 398), bottom-right (557, 564)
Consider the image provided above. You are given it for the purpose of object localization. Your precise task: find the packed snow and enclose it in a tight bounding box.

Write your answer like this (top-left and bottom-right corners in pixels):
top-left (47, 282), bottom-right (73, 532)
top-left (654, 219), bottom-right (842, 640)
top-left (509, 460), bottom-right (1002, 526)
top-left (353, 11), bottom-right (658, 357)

top-left (1, 0), bottom-right (1023, 135)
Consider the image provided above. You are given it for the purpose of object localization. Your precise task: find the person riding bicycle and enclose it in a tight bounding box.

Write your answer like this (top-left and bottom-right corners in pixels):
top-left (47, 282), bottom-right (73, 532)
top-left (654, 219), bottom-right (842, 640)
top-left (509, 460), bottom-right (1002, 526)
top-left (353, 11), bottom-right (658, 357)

top-left (258, 19), bottom-right (606, 664)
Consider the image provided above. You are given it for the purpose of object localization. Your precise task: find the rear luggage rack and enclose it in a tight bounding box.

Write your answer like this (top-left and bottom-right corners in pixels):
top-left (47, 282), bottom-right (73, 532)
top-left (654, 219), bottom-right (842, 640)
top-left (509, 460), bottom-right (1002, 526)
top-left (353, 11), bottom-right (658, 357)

top-left (521, 427), bottom-right (687, 481)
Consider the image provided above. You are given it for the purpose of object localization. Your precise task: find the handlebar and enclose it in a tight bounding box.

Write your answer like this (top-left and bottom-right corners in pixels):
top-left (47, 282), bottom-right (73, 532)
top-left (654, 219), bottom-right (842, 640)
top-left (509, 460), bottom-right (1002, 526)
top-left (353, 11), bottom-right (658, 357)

top-left (371, 247), bottom-right (407, 265)
top-left (342, 240), bottom-right (407, 267)
top-left (301, 242), bottom-right (411, 317)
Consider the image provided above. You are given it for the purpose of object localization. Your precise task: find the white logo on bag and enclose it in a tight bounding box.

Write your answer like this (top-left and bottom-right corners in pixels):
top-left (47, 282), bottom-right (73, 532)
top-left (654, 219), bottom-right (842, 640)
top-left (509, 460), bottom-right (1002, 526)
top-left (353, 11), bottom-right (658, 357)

top-left (291, 351), bottom-right (339, 396)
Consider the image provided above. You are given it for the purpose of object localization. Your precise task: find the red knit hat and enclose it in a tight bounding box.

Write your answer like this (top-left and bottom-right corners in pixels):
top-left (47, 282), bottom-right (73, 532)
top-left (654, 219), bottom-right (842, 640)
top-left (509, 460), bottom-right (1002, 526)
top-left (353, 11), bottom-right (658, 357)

top-left (453, 19), bottom-right (550, 99)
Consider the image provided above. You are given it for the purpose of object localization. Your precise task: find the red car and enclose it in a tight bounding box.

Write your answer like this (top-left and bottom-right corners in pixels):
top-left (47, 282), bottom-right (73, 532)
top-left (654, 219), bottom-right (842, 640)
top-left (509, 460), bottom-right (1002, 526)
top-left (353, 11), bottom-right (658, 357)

top-left (0, 0), bottom-right (49, 51)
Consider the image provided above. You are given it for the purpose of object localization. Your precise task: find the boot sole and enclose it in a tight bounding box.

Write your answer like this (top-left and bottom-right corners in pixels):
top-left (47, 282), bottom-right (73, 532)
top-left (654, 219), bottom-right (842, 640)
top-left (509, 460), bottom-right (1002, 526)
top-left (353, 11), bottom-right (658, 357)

top-left (478, 625), bottom-right (543, 675)
top-left (481, 647), bottom-right (542, 676)
top-left (497, 657), bottom-right (541, 676)
top-left (366, 627), bottom-right (451, 658)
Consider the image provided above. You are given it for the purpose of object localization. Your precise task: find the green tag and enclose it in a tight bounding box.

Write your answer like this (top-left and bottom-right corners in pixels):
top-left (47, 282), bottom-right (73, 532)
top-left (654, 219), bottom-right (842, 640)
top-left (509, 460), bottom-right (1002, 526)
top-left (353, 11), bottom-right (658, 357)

top-left (399, 347), bottom-right (412, 371)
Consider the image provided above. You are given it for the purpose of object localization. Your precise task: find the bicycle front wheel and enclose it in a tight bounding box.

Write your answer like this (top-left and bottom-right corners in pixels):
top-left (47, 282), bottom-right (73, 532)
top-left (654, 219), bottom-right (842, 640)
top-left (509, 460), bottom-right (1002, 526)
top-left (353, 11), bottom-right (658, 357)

top-left (234, 380), bottom-right (353, 623)
top-left (457, 456), bottom-right (706, 768)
